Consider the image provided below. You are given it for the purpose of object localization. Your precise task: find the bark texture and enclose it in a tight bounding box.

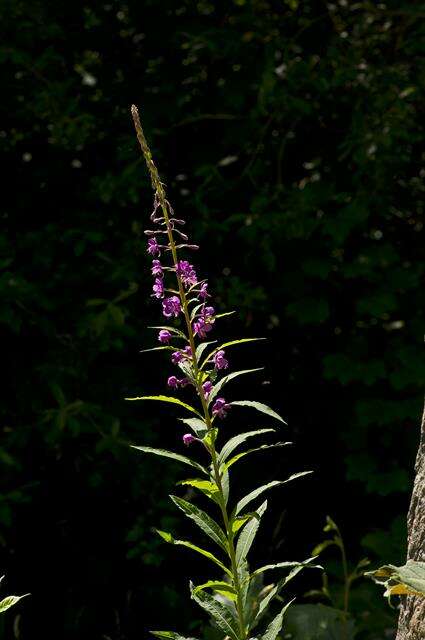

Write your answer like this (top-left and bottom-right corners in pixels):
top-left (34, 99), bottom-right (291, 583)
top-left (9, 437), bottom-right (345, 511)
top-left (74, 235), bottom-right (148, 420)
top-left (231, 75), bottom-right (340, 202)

top-left (396, 404), bottom-right (425, 640)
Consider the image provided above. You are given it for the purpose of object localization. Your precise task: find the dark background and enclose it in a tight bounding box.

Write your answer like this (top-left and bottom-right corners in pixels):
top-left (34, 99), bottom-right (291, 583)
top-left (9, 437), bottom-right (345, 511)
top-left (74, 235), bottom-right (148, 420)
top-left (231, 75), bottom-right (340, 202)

top-left (1, 1), bottom-right (424, 638)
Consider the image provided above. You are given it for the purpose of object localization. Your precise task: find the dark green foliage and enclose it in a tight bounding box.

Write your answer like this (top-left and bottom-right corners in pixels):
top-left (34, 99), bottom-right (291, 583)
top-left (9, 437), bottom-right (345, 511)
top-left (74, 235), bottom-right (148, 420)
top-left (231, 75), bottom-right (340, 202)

top-left (0, 0), bottom-right (424, 638)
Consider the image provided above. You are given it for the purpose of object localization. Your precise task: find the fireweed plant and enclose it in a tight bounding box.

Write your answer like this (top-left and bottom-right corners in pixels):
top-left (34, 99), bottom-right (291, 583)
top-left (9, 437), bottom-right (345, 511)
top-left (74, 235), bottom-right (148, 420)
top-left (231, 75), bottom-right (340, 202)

top-left (128, 105), bottom-right (319, 640)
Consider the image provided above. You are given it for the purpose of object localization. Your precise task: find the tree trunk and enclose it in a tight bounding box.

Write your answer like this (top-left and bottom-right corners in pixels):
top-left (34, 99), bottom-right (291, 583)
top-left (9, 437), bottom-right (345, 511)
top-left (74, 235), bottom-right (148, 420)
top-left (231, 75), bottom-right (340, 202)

top-left (396, 404), bottom-right (425, 640)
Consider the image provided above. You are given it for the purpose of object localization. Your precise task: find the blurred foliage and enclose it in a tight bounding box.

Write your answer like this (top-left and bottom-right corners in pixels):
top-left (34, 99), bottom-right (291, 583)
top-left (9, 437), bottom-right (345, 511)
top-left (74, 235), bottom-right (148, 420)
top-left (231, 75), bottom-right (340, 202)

top-left (0, 0), bottom-right (424, 638)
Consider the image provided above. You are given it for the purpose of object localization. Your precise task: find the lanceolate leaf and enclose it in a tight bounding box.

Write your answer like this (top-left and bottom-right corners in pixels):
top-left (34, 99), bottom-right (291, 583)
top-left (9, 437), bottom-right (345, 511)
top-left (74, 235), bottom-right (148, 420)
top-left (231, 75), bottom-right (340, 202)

top-left (150, 631), bottom-right (200, 640)
top-left (192, 580), bottom-right (237, 601)
top-left (0, 594), bottom-right (29, 614)
top-left (195, 340), bottom-right (217, 361)
top-left (260, 598), bottom-right (295, 640)
top-left (230, 400), bottom-right (286, 424)
top-left (252, 556), bottom-right (322, 578)
top-left (178, 479), bottom-right (220, 503)
top-left (131, 446), bottom-right (207, 475)
top-left (125, 395), bottom-right (203, 417)
top-left (234, 472), bottom-right (313, 516)
top-left (214, 311), bottom-right (236, 320)
top-left (170, 496), bottom-right (228, 551)
top-left (208, 368), bottom-right (264, 405)
top-left (222, 442), bottom-right (292, 473)
top-left (148, 325), bottom-right (188, 339)
top-left (190, 583), bottom-right (240, 640)
top-left (218, 429), bottom-right (275, 464)
top-left (200, 338), bottom-right (265, 368)
top-left (236, 501), bottom-right (267, 566)
top-left (179, 417), bottom-right (208, 437)
top-left (140, 346), bottom-right (174, 353)
top-left (155, 530), bottom-right (231, 576)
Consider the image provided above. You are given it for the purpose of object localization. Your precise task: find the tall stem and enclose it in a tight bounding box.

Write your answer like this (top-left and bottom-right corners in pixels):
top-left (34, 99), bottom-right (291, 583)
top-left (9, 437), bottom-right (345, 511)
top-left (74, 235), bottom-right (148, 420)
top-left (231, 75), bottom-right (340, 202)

top-left (132, 106), bottom-right (247, 639)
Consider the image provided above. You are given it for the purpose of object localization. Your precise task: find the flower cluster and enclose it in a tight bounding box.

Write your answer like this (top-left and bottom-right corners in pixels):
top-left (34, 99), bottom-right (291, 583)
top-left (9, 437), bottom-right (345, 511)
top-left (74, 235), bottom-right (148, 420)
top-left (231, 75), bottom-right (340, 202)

top-left (144, 194), bottom-right (233, 444)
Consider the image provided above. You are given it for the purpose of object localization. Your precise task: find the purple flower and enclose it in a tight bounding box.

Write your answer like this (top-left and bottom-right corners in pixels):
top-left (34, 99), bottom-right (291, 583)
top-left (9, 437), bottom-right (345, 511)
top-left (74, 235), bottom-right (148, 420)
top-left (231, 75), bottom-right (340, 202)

top-left (171, 351), bottom-right (184, 364)
top-left (162, 296), bottom-right (181, 318)
top-left (147, 237), bottom-right (160, 256)
top-left (167, 376), bottom-right (179, 389)
top-left (199, 282), bottom-right (210, 300)
top-left (183, 346), bottom-right (192, 357)
top-left (158, 329), bottom-right (172, 344)
top-left (203, 306), bottom-right (215, 318)
top-left (152, 277), bottom-right (164, 299)
top-left (176, 260), bottom-right (198, 287)
top-left (179, 377), bottom-right (190, 387)
top-left (193, 317), bottom-right (213, 339)
top-left (212, 397), bottom-right (231, 419)
top-left (183, 433), bottom-right (196, 446)
top-left (213, 350), bottom-right (228, 370)
top-left (202, 380), bottom-right (213, 398)
top-left (151, 260), bottom-right (163, 277)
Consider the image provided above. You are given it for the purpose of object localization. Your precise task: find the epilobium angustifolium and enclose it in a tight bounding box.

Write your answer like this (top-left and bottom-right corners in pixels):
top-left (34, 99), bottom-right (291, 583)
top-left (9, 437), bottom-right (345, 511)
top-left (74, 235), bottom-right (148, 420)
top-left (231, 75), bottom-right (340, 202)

top-left (128, 105), bottom-right (319, 640)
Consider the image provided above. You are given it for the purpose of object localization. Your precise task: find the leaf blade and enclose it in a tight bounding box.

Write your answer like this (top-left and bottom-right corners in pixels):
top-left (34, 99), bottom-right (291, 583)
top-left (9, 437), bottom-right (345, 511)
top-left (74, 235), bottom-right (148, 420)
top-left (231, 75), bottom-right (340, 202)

top-left (131, 446), bottom-right (208, 475)
top-left (236, 500), bottom-right (267, 566)
top-left (234, 472), bottom-right (313, 516)
top-left (170, 495), bottom-right (228, 551)
top-left (230, 400), bottom-right (286, 424)
top-left (125, 395), bottom-right (202, 418)
top-left (190, 583), bottom-right (239, 640)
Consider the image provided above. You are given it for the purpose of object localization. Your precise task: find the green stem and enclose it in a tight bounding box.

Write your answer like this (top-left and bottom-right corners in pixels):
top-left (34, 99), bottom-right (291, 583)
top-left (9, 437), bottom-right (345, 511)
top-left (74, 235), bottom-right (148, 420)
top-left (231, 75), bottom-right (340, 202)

top-left (132, 105), bottom-right (247, 639)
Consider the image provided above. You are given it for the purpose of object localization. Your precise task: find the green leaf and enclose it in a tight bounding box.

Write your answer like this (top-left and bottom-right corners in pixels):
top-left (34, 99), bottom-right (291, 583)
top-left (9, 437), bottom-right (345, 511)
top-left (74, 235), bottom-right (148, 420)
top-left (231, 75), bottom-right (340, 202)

top-left (230, 400), bottom-right (286, 424)
top-left (195, 340), bottom-right (217, 361)
top-left (192, 580), bottom-right (237, 601)
top-left (179, 417), bottom-right (208, 437)
top-left (218, 429), bottom-right (275, 464)
top-left (178, 478), bottom-right (220, 503)
top-left (221, 467), bottom-right (230, 505)
top-left (131, 446), bottom-right (208, 475)
top-left (214, 311), bottom-right (236, 320)
top-left (365, 560), bottom-right (425, 598)
top-left (148, 325), bottom-right (188, 340)
top-left (236, 501), bottom-right (267, 565)
top-left (190, 582), bottom-right (240, 640)
top-left (208, 368), bottom-right (264, 405)
top-left (0, 594), bottom-right (29, 614)
top-left (261, 598), bottom-right (294, 640)
top-left (125, 395), bottom-right (202, 418)
top-left (155, 530), bottom-right (231, 576)
top-left (252, 556), bottom-right (322, 577)
top-left (150, 632), bottom-right (199, 640)
top-left (231, 513), bottom-right (255, 535)
top-left (234, 472), bottom-right (313, 516)
top-left (170, 495), bottom-right (228, 551)
top-left (200, 338), bottom-right (265, 368)
top-left (139, 346), bottom-right (174, 353)
top-left (222, 442), bottom-right (292, 473)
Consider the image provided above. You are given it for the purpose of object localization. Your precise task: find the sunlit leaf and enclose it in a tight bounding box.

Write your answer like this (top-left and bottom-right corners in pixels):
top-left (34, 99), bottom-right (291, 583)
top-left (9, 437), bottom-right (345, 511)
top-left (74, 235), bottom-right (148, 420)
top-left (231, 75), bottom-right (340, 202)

top-left (190, 582), bottom-right (239, 640)
top-left (192, 580), bottom-right (237, 601)
top-left (218, 429), bottom-right (275, 464)
top-left (0, 593), bottom-right (29, 614)
top-left (234, 472), bottom-right (313, 516)
top-left (260, 598), bottom-right (294, 640)
top-left (195, 341), bottom-right (217, 361)
top-left (125, 395), bottom-right (203, 417)
top-left (155, 530), bottom-right (231, 576)
top-left (366, 560), bottom-right (425, 598)
top-left (236, 501), bottom-right (267, 565)
top-left (200, 338), bottom-right (265, 368)
top-left (178, 478), bottom-right (220, 503)
top-left (252, 556), bottom-right (322, 577)
top-left (170, 495), bottom-right (228, 551)
top-left (208, 368), bottom-right (264, 405)
top-left (131, 446), bottom-right (207, 475)
top-left (150, 631), bottom-right (200, 640)
top-left (179, 417), bottom-right (208, 437)
top-left (230, 400), bottom-right (286, 424)
top-left (148, 325), bottom-right (188, 340)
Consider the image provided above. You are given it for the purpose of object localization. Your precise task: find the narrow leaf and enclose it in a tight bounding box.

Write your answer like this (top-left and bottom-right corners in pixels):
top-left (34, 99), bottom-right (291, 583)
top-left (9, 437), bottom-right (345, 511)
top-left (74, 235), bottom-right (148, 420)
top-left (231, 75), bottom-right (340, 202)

top-left (214, 311), bottom-right (236, 320)
top-left (261, 598), bottom-right (295, 640)
top-left (139, 346), bottom-right (174, 353)
top-left (155, 530), bottom-right (231, 576)
top-left (230, 400), bottom-right (286, 424)
top-left (170, 496), bottom-right (228, 551)
top-left (252, 556), bottom-right (322, 577)
top-left (179, 417), bottom-right (208, 437)
top-left (234, 472), bottom-right (313, 516)
top-left (218, 429), bottom-right (275, 464)
top-left (236, 501), bottom-right (267, 565)
top-left (195, 341), bottom-right (217, 361)
top-left (148, 325), bottom-right (188, 339)
top-left (193, 580), bottom-right (237, 601)
top-left (222, 442), bottom-right (292, 473)
top-left (208, 368), bottom-right (264, 405)
top-left (190, 583), bottom-right (239, 640)
top-left (178, 479), bottom-right (220, 503)
top-left (150, 632), bottom-right (199, 640)
top-left (125, 395), bottom-right (202, 418)
top-left (0, 594), bottom-right (29, 613)
top-left (131, 446), bottom-right (207, 475)
top-left (200, 338), bottom-right (265, 368)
